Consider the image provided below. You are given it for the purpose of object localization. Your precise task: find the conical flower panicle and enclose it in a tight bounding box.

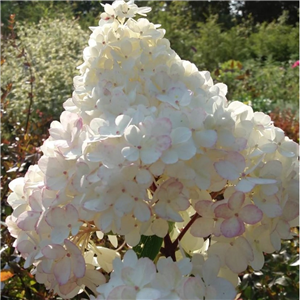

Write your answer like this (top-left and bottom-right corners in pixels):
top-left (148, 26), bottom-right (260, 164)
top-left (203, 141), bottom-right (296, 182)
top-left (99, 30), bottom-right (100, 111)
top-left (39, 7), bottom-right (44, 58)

top-left (6, 1), bottom-right (299, 299)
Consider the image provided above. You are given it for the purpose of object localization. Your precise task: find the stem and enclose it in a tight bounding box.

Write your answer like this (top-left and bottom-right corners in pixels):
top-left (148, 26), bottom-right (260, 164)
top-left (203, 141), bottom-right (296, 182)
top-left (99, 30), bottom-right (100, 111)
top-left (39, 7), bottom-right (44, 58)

top-left (172, 212), bottom-right (200, 249)
top-left (164, 190), bottom-right (224, 259)
top-left (163, 233), bottom-right (176, 261)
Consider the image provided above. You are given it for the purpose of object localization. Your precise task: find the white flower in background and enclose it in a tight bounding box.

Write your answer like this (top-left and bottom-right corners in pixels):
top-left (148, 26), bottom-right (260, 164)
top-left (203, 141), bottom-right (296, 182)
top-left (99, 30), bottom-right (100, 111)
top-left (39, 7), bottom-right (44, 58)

top-left (5, 0), bottom-right (299, 299)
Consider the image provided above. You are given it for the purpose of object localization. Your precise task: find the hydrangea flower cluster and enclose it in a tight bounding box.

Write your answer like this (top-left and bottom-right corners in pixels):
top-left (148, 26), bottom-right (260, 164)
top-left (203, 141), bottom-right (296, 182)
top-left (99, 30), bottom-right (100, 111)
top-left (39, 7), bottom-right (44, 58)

top-left (6, 1), bottom-right (299, 299)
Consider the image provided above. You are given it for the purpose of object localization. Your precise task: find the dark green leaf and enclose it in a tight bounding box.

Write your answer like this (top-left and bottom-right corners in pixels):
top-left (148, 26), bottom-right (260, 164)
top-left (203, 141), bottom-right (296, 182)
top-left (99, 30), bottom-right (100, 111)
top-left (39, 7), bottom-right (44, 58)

top-left (133, 235), bottom-right (163, 261)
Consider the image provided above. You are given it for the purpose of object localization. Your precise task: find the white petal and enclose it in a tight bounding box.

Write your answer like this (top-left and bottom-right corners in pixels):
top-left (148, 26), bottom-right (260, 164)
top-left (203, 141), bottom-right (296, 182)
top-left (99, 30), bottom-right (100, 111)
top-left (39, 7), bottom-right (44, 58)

top-left (225, 245), bottom-right (247, 273)
top-left (83, 198), bottom-right (108, 212)
top-left (17, 211), bottom-right (40, 231)
top-left (194, 129), bottom-right (217, 148)
top-left (124, 125), bottom-right (142, 146)
top-left (250, 247), bottom-right (265, 271)
top-left (213, 277), bottom-right (237, 300)
top-left (190, 218), bottom-right (214, 238)
top-left (235, 179), bottom-right (256, 193)
top-left (214, 160), bottom-right (240, 181)
top-left (140, 148), bottom-right (161, 164)
top-left (51, 227), bottom-right (69, 244)
top-left (54, 256), bottom-right (71, 285)
top-left (122, 146), bottom-right (139, 162)
top-left (151, 219), bottom-right (168, 238)
top-left (136, 288), bottom-right (161, 300)
top-left (171, 127), bottom-right (192, 144)
top-left (176, 139), bottom-right (196, 160)
top-left (134, 201), bottom-right (151, 222)
top-left (161, 149), bottom-right (178, 164)
top-left (202, 255), bottom-right (220, 284)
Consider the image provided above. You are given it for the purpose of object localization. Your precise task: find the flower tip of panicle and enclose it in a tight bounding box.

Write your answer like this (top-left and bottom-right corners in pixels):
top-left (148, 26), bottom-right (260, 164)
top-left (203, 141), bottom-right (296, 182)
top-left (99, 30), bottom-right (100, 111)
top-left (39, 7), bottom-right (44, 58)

top-left (100, 0), bottom-right (151, 22)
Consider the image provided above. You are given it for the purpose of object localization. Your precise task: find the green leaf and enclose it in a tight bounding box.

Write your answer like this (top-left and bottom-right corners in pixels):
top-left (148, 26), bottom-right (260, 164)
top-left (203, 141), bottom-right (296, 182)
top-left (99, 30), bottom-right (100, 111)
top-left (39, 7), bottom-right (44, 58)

top-left (133, 235), bottom-right (163, 261)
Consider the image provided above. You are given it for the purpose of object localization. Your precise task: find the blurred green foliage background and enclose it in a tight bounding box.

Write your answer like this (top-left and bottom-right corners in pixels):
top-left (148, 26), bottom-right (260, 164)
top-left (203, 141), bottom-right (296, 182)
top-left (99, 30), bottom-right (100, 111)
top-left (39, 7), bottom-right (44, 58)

top-left (1, 1), bottom-right (299, 299)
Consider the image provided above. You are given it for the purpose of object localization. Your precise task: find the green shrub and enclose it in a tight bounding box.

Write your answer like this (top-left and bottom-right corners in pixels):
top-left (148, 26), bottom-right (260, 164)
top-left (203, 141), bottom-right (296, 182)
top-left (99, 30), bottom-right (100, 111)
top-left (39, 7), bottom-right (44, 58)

top-left (212, 59), bottom-right (299, 113)
top-left (147, 2), bottom-right (299, 71)
top-left (248, 12), bottom-right (299, 62)
top-left (1, 16), bottom-right (89, 127)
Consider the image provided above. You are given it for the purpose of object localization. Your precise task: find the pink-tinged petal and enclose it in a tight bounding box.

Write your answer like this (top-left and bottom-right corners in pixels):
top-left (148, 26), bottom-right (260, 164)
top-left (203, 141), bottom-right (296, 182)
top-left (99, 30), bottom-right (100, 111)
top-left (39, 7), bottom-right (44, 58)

top-left (156, 135), bottom-right (171, 151)
top-left (29, 191), bottom-right (43, 211)
top-left (45, 207), bottom-right (64, 227)
top-left (17, 240), bottom-right (35, 254)
top-left (194, 129), bottom-right (217, 148)
top-left (64, 239), bottom-right (82, 256)
top-left (70, 253), bottom-right (86, 278)
top-left (239, 204), bottom-right (263, 224)
top-left (59, 281), bottom-right (81, 297)
top-left (42, 244), bottom-right (66, 260)
top-left (51, 227), bottom-right (69, 244)
top-left (228, 191), bottom-right (245, 211)
top-left (121, 146), bottom-right (139, 162)
top-left (234, 137), bottom-right (247, 151)
top-left (54, 256), bottom-right (71, 285)
top-left (190, 218), bottom-right (214, 238)
top-left (194, 200), bottom-right (213, 216)
top-left (214, 160), bottom-right (240, 181)
top-left (65, 204), bottom-right (79, 225)
top-left (152, 118), bottom-right (172, 136)
top-left (214, 204), bottom-right (234, 219)
top-left (17, 211), bottom-right (40, 231)
top-left (227, 151), bottom-right (246, 168)
top-left (220, 217), bottom-right (245, 238)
